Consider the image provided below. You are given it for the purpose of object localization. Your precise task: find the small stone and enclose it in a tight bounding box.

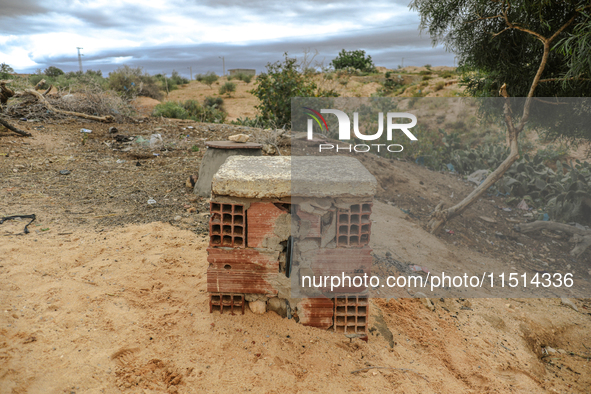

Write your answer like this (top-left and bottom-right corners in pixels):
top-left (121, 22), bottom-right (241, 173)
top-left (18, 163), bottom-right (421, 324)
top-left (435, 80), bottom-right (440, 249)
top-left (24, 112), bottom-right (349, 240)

top-left (228, 134), bottom-right (249, 143)
top-left (173, 215), bottom-right (182, 221)
top-left (249, 300), bottom-right (266, 314)
top-left (560, 297), bottom-right (578, 312)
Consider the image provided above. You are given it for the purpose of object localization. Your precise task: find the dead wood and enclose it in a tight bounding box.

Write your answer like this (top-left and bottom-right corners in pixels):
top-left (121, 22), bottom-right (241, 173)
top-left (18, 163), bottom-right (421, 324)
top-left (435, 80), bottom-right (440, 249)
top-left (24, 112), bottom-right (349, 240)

top-left (22, 89), bottom-right (114, 122)
top-left (514, 221), bottom-right (591, 257)
top-left (0, 117), bottom-right (32, 137)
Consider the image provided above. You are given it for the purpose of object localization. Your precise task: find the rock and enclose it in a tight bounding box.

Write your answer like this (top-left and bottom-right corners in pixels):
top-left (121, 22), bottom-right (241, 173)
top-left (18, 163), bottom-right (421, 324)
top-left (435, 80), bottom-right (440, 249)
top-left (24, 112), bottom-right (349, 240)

top-left (561, 297), bottom-right (578, 312)
top-left (262, 144), bottom-right (276, 155)
top-left (173, 215), bottom-right (182, 221)
top-left (249, 300), bottom-right (266, 314)
top-left (267, 297), bottom-right (288, 317)
top-left (228, 134), bottom-right (250, 143)
top-left (413, 292), bottom-right (435, 311)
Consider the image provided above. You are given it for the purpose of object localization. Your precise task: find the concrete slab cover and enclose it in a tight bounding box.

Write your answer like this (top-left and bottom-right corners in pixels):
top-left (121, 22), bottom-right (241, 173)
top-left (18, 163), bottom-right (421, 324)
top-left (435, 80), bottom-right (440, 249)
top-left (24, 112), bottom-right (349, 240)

top-left (194, 144), bottom-right (262, 197)
top-left (205, 141), bottom-right (262, 149)
top-left (211, 156), bottom-right (377, 198)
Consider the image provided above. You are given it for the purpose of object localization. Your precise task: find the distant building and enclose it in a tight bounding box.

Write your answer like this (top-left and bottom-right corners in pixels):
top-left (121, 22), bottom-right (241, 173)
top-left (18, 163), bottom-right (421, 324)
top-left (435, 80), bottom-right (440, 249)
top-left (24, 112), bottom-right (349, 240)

top-left (228, 69), bottom-right (256, 76)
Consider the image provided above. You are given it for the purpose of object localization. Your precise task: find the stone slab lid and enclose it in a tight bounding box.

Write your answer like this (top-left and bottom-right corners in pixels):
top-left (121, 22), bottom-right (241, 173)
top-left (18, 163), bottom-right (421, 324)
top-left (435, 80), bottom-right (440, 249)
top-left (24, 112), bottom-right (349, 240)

top-left (212, 156), bottom-right (377, 198)
top-left (205, 141), bottom-right (262, 149)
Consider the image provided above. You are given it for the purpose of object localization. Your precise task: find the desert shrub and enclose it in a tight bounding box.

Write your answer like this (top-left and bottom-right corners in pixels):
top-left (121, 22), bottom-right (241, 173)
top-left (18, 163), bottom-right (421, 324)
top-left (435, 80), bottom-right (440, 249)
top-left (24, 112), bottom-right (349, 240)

top-left (194, 73), bottom-right (205, 82)
top-left (219, 81), bottom-right (236, 96)
top-left (201, 72), bottom-right (218, 88)
top-left (108, 66), bottom-right (163, 100)
top-left (434, 81), bottom-right (445, 91)
top-left (422, 75), bottom-right (431, 81)
top-left (0, 63), bottom-right (14, 80)
top-left (203, 96), bottom-right (224, 109)
top-left (250, 53), bottom-right (339, 128)
top-left (331, 49), bottom-right (376, 73)
top-left (44, 66), bottom-right (64, 77)
top-left (439, 71), bottom-right (454, 78)
top-left (152, 99), bottom-right (226, 123)
top-left (324, 73), bottom-right (334, 80)
top-left (170, 70), bottom-right (189, 85)
top-left (241, 74), bottom-right (253, 83)
top-left (419, 70), bottom-right (432, 75)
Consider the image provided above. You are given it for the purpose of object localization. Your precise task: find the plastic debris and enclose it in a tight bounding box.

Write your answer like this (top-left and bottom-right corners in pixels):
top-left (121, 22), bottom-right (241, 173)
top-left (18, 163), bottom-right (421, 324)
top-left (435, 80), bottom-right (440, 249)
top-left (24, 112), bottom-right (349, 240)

top-left (446, 163), bottom-right (455, 172)
top-left (147, 198), bottom-right (157, 205)
top-left (542, 213), bottom-right (549, 221)
top-left (467, 169), bottom-right (489, 185)
top-left (445, 229), bottom-right (455, 235)
top-left (150, 133), bottom-right (163, 148)
top-left (80, 128), bottom-right (92, 133)
top-left (409, 265), bottom-right (430, 274)
top-left (516, 199), bottom-right (529, 210)
top-left (59, 170), bottom-right (71, 175)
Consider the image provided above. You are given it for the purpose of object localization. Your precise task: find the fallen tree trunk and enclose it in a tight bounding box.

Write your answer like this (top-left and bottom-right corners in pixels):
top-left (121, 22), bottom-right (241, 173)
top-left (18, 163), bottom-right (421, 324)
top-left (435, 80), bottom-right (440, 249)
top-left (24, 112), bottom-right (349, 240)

top-left (22, 89), bottom-right (114, 123)
top-left (514, 221), bottom-right (591, 258)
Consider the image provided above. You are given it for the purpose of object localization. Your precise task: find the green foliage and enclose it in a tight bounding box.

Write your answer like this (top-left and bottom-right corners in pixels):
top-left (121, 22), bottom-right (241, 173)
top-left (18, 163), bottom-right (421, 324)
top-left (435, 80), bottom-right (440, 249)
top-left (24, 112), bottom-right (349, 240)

top-left (219, 81), bottom-right (236, 96)
top-left (200, 72), bottom-right (218, 88)
top-left (331, 49), bottom-right (376, 73)
top-left (228, 72), bottom-right (253, 83)
top-left (434, 81), bottom-right (445, 91)
top-left (250, 53), bottom-right (339, 128)
top-left (108, 66), bottom-right (163, 100)
top-left (0, 63), bottom-right (15, 79)
top-left (230, 115), bottom-right (274, 129)
top-left (203, 96), bottom-right (224, 109)
top-left (411, 0), bottom-right (591, 145)
top-left (152, 98), bottom-right (227, 123)
top-left (43, 66), bottom-right (64, 77)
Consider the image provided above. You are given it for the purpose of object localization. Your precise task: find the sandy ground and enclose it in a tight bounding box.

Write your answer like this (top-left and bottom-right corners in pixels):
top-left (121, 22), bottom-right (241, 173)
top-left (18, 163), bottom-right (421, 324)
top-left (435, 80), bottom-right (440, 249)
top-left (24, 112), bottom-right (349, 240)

top-left (1, 68), bottom-right (591, 393)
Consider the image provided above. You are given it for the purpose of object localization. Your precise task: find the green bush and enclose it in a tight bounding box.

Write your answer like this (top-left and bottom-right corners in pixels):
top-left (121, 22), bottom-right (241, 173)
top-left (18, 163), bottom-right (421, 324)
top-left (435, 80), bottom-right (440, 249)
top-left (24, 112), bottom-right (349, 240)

top-left (439, 71), bottom-right (454, 78)
top-left (434, 81), bottom-right (445, 91)
top-left (203, 96), bottom-right (224, 109)
top-left (219, 81), bottom-right (236, 96)
top-left (108, 66), bottom-right (163, 100)
top-left (152, 99), bottom-right (227, 123)
top-left (250, 53), bottom-right (339, 128)
top-left (200, 72), bottom-right (218, 88)
top-left (331, 49), bottom-right (376, 73)
top-left (44, 66), bottom-right (64, 77)
top-left (0, 63), bottom-right (14, 80)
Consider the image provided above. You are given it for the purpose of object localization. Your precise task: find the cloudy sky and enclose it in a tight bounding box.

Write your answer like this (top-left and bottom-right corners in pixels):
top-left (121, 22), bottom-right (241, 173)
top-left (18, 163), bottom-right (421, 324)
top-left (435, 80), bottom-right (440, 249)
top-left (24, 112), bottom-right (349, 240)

top-left (1, 0), bottom-right (454, 77)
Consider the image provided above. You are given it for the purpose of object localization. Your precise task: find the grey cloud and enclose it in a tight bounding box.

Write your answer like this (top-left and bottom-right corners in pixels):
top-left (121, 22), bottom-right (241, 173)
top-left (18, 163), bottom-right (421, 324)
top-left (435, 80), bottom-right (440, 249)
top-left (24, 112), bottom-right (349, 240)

top-left (24, 25), bottom-right (452, 75)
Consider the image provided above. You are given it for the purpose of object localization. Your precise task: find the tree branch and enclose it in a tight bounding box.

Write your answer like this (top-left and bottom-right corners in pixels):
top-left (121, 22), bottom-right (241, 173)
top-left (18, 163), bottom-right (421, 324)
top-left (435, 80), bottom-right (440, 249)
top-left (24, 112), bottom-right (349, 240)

top-left (0, 117), bottom-right (32, 137)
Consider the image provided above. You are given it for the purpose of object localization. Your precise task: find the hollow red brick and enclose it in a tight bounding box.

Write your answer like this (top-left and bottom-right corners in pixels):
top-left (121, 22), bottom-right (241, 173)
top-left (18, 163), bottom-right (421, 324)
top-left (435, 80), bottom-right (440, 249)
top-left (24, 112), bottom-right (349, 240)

top-left (210, 293), bottom-right (245, 315)
top-left (209, 202), bottom-right (245, 248)
top-left (333, 295), bottom-right (368, 335)
top-left (336, 203), bottom-right (372, 247)
top-left (297, 298), bottom-right (334, 329)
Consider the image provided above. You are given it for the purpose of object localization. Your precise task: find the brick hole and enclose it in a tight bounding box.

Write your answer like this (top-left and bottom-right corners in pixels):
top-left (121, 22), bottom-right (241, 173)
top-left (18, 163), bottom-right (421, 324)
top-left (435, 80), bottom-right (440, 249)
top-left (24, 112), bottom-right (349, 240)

top-left (222, 225), bottom-right (232, 235)
top-left (222, 205), bottom-right (233, 213)
top-left (234, 205), bottom-right (244, 214)
top-left (211, 235), bottom-right (221, 245)
top-left (222, 295), bottom-right (232, 303)
top-left (211, 224), bottom-right (221, 234)
top-left (222, 236), bottom-right (232, 246)
top-left (211, 294), bottom-right (221, 303)
top-left (349, 236), bottom-right (359, 245)
top-left (347, 306), bottom-right (356, 314)
top-left (224, 264), bottom-right (231, 270)
top-left (335, 298), bottom-right (347, 305)
top-left (211, 203), bottom-right (221, 212)
top-left (336, 316), bottom-right (345, 324)
top-left (361, 224), bottom-right (370, 233)
top-left (362, 204), bottom-right (372, 213)
top-left (360, 234), bottom-right (369, 244)
top-left (338, 236), bottom-right (348, 245)
top-left (335, 326), bottom-right (345, 333)
top-left (339, 214), bottom-right (349, 223)
top-left (339, 226), bottom-right (348, 235)
top-left (350, 225), bottom-right (359, 235)
top-left (357, 298), bottom-right (369, 305)
top-left (234, 226), bottom-right (244, 236)
top-left (234, 215), bottom-right (244, 225)
top-left (351, 204), bottom-right (360, 213)
top-left (347, 316), bottom-right (356, 324)
top-left (232, 295), bottom-right (243, 303)
top-left (211, 213), bottom-right (221, 223)
top-left (223, 214), bottom-right (232, 224)
top-left (357, 316), bottom-right (366, 324)
top-left (336, 306), bottom-right (346, 314)
top-left (234, 237), bottom-right (244, 247)
top-left (351, 215), bottom-right (360, 224)
top-left (361, 215), bottom-right (370, 223)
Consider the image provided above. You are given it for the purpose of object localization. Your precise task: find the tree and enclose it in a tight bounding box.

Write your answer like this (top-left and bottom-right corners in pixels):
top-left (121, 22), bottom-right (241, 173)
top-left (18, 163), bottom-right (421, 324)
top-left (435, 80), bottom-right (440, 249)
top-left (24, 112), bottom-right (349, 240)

top-left (202, 72), bottom-right (219, 89)
top-left (44, 66), bottom-right (65, 77)
top-left (409, 0), bottom-right (591, 232)
top-left (0, 63), bottom-right (14, 80)
top-left (250, 53), bottom-right (338, 128)
top-left (331, 49), bottom-right (377, 73)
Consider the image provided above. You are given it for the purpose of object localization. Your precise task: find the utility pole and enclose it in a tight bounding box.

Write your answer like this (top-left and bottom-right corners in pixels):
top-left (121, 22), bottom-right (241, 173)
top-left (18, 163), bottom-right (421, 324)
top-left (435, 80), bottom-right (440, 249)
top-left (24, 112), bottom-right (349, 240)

top-left (401, 57), bottom-right (404, 68)
top-left (219, 56), bottom-right (225, 77)
top-left (188, 66), bottom-right (192, 80)
top-left (77, 47), bottom-right (84, 73)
